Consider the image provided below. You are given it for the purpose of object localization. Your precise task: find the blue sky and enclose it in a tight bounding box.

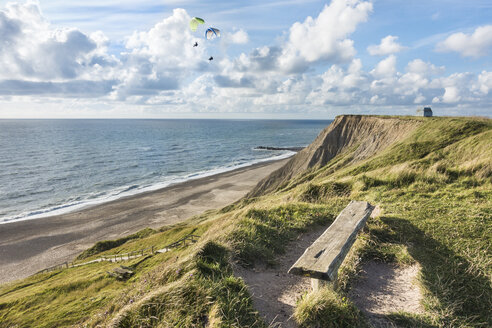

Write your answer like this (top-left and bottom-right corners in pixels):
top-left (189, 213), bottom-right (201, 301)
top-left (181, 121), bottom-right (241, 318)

top-left (0, 0), bottom-right (491, 118)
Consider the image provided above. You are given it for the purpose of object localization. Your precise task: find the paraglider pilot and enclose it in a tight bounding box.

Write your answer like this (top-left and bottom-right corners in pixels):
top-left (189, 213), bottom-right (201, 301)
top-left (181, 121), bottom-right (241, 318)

top-left (208, 56), bottom-right (213, 61)
top-left (193, 42), bottom-right (198, 47)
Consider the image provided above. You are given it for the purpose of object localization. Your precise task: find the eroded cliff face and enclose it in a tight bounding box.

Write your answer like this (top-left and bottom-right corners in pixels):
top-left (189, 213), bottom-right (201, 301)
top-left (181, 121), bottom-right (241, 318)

top-left (248, 115), bottom-right (422, 197)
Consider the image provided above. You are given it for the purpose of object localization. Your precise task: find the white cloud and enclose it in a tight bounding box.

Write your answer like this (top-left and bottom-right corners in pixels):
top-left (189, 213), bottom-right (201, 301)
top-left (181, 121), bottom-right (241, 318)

top-left (414, 94), bottom-right (426, 104)
top-left (0, 2), bottom-right (113, 81)
top-left (442, 86), bottom-right (460, 103)
top-left (0, 1), bottom-right (117, 97)
top-left (227, 29), bottom-right (249, 44)
top-left (367, 35), bottom-right (405, 56)
top-left (295, 57), bottom-right (491, 111)
top-left (228, 0), bottom-right (373, 75)
top-left (476, 71), bottom-right (492, 94)
top-left (278, 0), bottom-right (373, 72)
top-left (124, 9), bottom-right (199, 66)
top-left (436, 25), bottom-right (492, 58)
top-left (406, 59), bottom-right (444, 76)
top-left (371, 55), bottom-right (397, 78)
top-left (0, 1), bottom-right (491, 117)
top-left (112, 8), bottom-right (204, 99)
top-left (430, 72), bottom-right (486, 105)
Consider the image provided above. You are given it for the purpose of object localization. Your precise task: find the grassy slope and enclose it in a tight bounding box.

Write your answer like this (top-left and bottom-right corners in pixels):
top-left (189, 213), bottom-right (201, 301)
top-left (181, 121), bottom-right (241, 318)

top-left (0, 116), bottom-right (490, 328)
top-left (293, 117), bottom-right (492, 327)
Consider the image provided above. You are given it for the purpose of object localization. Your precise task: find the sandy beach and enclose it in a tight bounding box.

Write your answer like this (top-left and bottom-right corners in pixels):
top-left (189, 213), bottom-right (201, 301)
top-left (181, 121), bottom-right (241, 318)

top-left (0, 159), bottom-right (288, 284)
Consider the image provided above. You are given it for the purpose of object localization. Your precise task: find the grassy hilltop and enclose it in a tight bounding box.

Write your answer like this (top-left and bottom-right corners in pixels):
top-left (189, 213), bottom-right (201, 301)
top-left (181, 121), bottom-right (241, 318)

top-left (1, 115), bottom-right (491, 327)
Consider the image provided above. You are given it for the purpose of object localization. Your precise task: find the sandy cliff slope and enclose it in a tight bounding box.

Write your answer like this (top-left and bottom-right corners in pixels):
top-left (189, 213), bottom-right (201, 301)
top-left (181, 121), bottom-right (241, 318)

top-left (248, 115), bottom-right (422, 197)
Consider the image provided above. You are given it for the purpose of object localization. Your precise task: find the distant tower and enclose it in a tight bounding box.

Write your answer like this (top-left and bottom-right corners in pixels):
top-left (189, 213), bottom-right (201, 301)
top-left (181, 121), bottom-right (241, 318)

top-left (417, 107), bottom-right (433, 117)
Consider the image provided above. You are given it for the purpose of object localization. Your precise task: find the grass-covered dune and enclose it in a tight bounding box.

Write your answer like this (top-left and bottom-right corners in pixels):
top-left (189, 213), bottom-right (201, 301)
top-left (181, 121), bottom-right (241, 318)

top-left (1, 115), bottom-right (490, 327)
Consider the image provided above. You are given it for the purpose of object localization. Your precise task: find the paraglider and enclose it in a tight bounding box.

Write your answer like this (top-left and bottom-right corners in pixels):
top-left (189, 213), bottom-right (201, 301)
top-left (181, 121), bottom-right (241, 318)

top-left (205, 27), bottom-right (220, 40)
top-left (189, 17), bottom-right (205, 32)
top-left (189, 16), bottom-right (220, 61)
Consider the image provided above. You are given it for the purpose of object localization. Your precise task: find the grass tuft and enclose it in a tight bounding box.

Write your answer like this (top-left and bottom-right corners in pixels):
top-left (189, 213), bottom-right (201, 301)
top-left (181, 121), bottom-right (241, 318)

top-left (294, 287), bottom-right (364, 328)
top-left (2, 116), bottom-right (491, 327)
top-left (301, 182), bottom-right (352, 203)
top-left (117, 241), bottom-right (264, 327)
top-left (228, 204), bottom-right (337, 266)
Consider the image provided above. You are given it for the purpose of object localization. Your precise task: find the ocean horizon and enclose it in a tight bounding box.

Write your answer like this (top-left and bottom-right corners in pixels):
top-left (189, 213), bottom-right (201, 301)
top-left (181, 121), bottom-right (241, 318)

top-left (0, 119), bottom-right (332, 224)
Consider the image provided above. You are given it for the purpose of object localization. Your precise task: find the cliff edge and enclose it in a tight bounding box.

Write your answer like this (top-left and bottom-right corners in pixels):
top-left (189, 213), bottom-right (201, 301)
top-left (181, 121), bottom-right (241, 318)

top-left (248, 115), bottom-right (422, 197)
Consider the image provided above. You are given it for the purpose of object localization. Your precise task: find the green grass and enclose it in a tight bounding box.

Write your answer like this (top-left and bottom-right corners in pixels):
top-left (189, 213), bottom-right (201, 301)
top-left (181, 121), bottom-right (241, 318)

top-left (0, 220), bottom-right (212, 327)
top-left (0, 261), bottom-right (125, 327)
top-left (313, 118), bottom-right (492, 327)
top-left (112, 241), bottom-right (265, 328)
top-left (301, 182), bottom-right (352, 203)
top-left (228, 203), bottom-right (343, 267)
top-left (76, 227), bottom-right (157, 260)
top-left (1, 116), bottom-right (490, 327)
top-left (385, 312), bottom-right (437, 328)
top-left (294, 287), bottom-right (365, 327)
top-left (347, 118), bottom-right (490, 176)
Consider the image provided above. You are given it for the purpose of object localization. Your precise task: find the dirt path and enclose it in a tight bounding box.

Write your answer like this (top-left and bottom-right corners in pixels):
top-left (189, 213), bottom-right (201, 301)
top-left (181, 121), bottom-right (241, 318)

top-left (234, 226), bottom-right (423, 328)
top-left (233, 201), bottom-right (423, 328)
top-left (349, 261), bottom-right (423, 327)
top-left (234, 226), bottom-right (328, 328)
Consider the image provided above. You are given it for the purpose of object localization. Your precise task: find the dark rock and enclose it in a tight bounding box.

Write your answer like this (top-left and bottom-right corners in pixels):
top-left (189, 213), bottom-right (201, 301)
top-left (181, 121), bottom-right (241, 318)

top-left (254, 146), bottom-right (304, 152)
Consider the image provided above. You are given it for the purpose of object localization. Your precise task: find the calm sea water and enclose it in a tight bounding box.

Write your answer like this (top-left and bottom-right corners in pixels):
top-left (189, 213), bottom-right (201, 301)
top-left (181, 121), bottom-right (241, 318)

top-left (0, 119), bottom-right (332, 224)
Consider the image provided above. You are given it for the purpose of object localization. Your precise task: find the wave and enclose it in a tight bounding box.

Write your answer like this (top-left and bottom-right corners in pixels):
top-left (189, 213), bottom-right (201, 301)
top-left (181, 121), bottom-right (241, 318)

top-left (0, 152), bottom-right (295, 225)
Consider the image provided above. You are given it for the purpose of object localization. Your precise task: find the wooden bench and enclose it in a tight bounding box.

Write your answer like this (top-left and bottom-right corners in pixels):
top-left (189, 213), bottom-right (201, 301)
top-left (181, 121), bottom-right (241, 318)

top-left (288, 200), bottom-right (374, 290)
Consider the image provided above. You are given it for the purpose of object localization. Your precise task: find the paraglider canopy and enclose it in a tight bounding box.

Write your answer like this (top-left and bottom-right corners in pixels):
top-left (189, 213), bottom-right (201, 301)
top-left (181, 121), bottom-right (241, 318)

top-left (205, 27), bottom-right (220, 40)
top-left (189, 17), bottom-right (205, 32)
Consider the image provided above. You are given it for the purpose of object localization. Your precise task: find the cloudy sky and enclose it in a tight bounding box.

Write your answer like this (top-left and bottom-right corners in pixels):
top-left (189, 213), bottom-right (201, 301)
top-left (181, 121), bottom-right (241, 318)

top-left (0, 0), bottom-right (491, 118)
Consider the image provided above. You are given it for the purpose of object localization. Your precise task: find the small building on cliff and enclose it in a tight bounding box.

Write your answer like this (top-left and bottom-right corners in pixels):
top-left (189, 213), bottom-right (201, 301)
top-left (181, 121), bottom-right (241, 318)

top-left (417, 107), bottom-right (433, 117)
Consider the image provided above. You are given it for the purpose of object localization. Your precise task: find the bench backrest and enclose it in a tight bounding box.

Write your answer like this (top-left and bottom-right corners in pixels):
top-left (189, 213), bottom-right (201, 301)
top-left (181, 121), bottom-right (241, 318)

top-left (288, 200), bottom-right (373, 281)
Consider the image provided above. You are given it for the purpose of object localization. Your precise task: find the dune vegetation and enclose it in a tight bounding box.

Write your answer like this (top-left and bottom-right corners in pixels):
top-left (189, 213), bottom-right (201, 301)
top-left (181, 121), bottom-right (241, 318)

top-left (1, 115), bottom-right (490, 327)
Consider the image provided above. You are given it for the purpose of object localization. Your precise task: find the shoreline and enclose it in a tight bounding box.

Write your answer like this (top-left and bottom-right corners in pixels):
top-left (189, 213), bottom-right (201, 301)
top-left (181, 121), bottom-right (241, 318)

top-left (0, 158), bottom-right (289, 284)
top-left (1, 152), bottom-right (296, 225)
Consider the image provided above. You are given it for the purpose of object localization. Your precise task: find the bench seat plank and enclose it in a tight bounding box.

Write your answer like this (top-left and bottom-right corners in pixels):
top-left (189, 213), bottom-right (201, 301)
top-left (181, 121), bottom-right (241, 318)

top-left (288, 200), bottom-right (373, 281)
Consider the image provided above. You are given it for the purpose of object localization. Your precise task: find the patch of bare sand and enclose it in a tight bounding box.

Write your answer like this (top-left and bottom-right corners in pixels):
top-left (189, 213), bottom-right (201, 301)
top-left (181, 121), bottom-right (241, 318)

top-left (349, 261), bottom-right (423, 327)
top-left (233, 227), bottom-right (328, 328)
top-left (0, 159), bottom-right (288, 284)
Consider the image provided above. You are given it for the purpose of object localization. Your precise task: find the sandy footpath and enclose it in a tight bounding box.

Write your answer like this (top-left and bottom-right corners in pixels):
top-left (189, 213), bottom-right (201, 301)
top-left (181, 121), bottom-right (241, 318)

top-left (0, 159), bottom-right (288, 284)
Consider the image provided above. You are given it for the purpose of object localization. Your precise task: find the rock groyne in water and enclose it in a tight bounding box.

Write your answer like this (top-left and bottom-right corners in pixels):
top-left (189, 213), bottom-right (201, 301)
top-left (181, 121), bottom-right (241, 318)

top-left (254, 146), bottom-right (305, 152)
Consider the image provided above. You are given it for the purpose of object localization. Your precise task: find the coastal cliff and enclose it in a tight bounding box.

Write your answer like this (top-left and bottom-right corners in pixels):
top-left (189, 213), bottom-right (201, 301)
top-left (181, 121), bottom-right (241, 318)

top-left (1, 115), bottom-right (491, 328)
top-left (249, 115), bottom-right (422, 197)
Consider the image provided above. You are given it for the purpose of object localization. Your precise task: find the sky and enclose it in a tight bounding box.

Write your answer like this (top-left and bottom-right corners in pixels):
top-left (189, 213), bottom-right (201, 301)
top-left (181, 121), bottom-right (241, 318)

top-left (0, 0), bottom-right (491, 119)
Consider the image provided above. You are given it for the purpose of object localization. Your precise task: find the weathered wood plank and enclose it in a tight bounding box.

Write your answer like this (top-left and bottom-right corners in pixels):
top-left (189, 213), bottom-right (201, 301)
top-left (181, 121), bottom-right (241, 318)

top-left (288, 200), bottom-right (373, 281)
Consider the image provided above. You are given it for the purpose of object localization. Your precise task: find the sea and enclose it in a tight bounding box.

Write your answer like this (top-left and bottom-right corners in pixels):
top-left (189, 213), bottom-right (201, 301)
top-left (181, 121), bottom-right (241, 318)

top-left (0, 119), bottom-right (332, 224)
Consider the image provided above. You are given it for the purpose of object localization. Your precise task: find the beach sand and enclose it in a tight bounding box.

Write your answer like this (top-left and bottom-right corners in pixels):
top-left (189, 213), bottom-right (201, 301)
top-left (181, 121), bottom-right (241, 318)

top-left (0, 159), bottom-right (288, 284)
